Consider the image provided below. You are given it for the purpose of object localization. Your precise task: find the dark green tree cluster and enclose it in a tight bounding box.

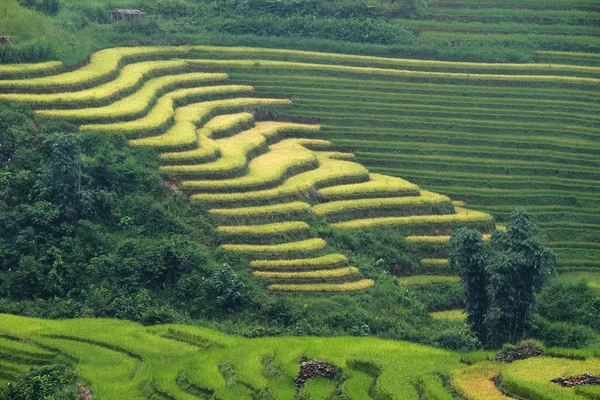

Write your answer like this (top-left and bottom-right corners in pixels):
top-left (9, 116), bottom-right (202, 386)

top-left (449, 209), bottom-right (556, 348)
top-left (0, 364), bottom-right (77, 400)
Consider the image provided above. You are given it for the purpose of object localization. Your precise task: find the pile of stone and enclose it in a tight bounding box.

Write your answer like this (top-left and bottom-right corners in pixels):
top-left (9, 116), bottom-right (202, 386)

top-left (551, 372), bottom-right (600, 387)
top-left (295, 360), bottom-right (337, 388)
top-left (492, 343), bottom-right (543, 363)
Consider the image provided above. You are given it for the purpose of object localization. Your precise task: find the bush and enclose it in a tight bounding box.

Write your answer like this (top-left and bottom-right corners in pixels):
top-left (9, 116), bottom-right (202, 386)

top-left (1, 363), bottom-right (77, 400)
top-left (531, 315), bottom-right (594, 348)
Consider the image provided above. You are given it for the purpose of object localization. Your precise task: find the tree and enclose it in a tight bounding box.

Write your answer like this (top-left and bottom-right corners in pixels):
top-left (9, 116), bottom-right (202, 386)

top-left (485, 208), bottom-right (556, 347)
top-left (208, 264), bottom-right (245, 312)
top-left (44, 133), bottom-right (81, 222)
top-left (449, 208), bottom-right (556, 348)
top-left (449, 228), bottom-right (489, 344)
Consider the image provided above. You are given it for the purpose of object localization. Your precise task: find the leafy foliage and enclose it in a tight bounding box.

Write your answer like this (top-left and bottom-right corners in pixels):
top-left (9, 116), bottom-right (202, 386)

top-left (0, 363), bottom-right (77, 400)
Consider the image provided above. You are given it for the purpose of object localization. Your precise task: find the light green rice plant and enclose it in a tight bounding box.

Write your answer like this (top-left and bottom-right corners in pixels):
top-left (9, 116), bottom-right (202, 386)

top-left (501, 357), bottom-right (600, 400)
top-left (82, 85), bottom-right (254, 134)
top-left (406, 234), bottom-right (492, 244)
top-left (209, 201), bottom-right (310, 218)
top-left (398, 276), bottom-right (461, 286)
top-left (450, 363), bottom-right (506, 400)
top-left (252, 121), bottom-right (321, 140)
top-left (250, 254), bottom-right (348, 270)
top-left (0, 60), bottom-right (186, 105)
top-left (253, 266), bottom-right (359, 280)
top-left (331, 207), bottom-right (494, 230)
top-left (129, 98), bottom-right (291, 148)
top-left (217, 221), bottom-right (310, 236)
top-left (319, 173), bottom-right (419, 200)
top-left (268, 279), bottom-right (374, 292)
top-left (181, 138), bottom-right (318, 191)
top-left (36, 72), bottom-right (228, 120)
top-left (219, 238), bottom-right (326, 253)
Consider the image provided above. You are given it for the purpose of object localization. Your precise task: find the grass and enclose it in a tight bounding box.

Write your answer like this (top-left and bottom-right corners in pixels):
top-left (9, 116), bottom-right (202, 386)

top-left (268, 279), bottom-right (375, 293)
top-left (556, 272), bottom-right (600, 294)
top-left (430, 310), bottom-right (467, 323)
top-left (219, 238), bottom-right (327, 254)
top-left (249, 254), bottom-right (348, 270)
top-left (253, 266), bottom-right (359, 280)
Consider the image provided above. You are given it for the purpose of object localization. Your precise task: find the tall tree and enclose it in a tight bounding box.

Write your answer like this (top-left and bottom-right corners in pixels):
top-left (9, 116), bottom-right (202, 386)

top-left (486, 208), bottom-right (556, 347)
top-left (44, 133), bottom-right (81, 222)
top-left (449, 228), bottom-right (489, 344)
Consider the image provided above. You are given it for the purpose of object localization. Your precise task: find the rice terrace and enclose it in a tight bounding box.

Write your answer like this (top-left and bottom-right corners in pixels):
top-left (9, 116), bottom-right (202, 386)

top-left (0, 0), bottom-right (599, 399)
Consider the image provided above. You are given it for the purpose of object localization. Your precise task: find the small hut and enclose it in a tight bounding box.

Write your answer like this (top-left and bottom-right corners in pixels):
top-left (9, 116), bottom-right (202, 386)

top-left (0, 36), bottom-right (15, 45)
top-left (109, 9), bottom-right (144, 23)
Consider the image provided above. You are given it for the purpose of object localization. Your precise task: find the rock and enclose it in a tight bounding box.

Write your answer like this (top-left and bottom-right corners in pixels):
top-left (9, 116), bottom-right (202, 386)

top-left (295, 360), bottom-right (337, 388)
top-left (492, 343), bottom-right (543, 363)
top-left (551, 372), bottom-right (600, 387)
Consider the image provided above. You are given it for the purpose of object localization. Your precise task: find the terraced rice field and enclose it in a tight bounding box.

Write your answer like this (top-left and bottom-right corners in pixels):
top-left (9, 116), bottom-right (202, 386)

top-left (0, 314), bottom-right (597, 400)
top-left (1, 46), bottom-right (517, 293)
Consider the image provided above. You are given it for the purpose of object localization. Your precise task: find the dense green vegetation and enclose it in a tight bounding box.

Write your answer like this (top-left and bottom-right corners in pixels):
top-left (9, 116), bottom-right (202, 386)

top-left (0, 0), bottom-right (599, 398)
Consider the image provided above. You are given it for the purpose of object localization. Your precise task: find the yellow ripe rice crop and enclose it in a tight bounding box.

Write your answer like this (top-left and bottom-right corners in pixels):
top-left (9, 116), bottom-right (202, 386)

top-left (331, 207), bottom-right (494, 230)
top-left (82, 85), bottom-right (254, 133)
top-left (203, 112), bottom-right (254, 137)
top-left (187, 59), bottom-right (600, 86)
top-left (36, 73), bottom-right (228, 120)
top-left (159, 128), bottom-right (220, 163)
top-left (451, 363), bottom-right (510, 400)
top-left (312, 190), bottom-right (450, 217)
top-left (319, 173), bottom-right (419, 200)
top-left (0, 60), bottom-right (186, 105)
top-left (129, 98), bottom-right (290, 148)
top-left (217, 221), bottom-right (310, 236)
top-left (253, 266), bottom-right (359, 280)
top-left (190, 156), bottom-right (369, 203)
top-left (160, 126), bottom-right (266, 175)
top-left (250, 254), bottom-right (348, 269)
top-left (0, 61), bottom-right (62, 75)
top-left (209, 201), bottom-right (310, 218)
top-left (398, 275), bottom-right (461, 286)
top-left (219, 238), bottom-right (326, 253)
top-left (268, 279), bottom-right (374, 292)
top-left (420, 259), bottom-right (449, 266)
top-left (194, 45), bottom-right (600, 74)
top-left (429, 309), bottom-right (466, 322)
top-left (181, 139), bottom-right (317, 191)
top-left (253, 121), bottom-right (321, 140)
top-left (0, 46), bottom-right (199, 90)
top-left (406, 234), bottom-right (492, 244)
